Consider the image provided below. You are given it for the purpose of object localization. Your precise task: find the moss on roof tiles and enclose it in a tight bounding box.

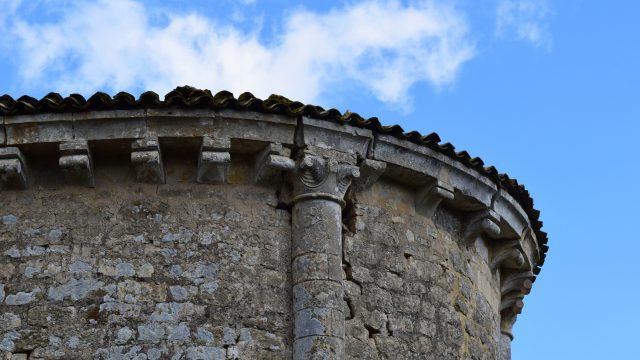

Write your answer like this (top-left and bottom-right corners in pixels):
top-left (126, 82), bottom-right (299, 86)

top-left (0, 85), bottom-right (547, 272)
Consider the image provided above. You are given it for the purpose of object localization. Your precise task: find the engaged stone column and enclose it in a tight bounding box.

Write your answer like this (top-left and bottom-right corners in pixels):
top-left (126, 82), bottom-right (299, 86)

top-left (291, 149), bottom-right (359, 360)
top-left (499, 333), bottom-right (512, 360)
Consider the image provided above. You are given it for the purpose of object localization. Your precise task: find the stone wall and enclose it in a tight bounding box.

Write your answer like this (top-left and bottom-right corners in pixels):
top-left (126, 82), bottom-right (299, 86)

top-left (0, 105), bottom-right (545, 359)
top-left (343, 180), bottom-right (499, 360)
top-left (1, 180), bottom-right (291, 359)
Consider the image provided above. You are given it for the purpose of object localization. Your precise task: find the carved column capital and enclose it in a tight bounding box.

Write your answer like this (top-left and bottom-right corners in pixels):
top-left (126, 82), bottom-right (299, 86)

top-left (293, 150), bottom-right (360, 206)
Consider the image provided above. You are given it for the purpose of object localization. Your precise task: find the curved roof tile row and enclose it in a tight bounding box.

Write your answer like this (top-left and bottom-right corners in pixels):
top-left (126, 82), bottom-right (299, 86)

top-left (0, 86), bottom-right (547, 273)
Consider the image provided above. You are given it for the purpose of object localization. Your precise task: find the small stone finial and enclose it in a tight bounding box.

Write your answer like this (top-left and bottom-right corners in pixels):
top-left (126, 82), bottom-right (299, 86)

top-left (352, 159), bottom-right (386, 191)
top-left (0, 147), bottom-right (28, 190)
top-left (254, 143), bottom-right (295, 184)
top-left (59, 140), bottom-right (95, 187)
top-left (416, 179), bottom-right (455, 218)
top-left (197, 136), bottom-right (231, 184)
top-left (131, 137), bottom-right (165, 184)
top-left (463, 209), bottom-right (501, 245)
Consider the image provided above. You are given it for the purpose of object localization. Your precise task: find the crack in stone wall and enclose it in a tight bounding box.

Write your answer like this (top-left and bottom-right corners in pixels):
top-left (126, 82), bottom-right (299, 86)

top-left (342, 179), bottom-right (500, 360)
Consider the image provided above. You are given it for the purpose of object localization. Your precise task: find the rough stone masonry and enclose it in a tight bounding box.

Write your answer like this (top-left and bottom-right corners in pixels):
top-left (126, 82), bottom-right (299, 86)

top-left (0, 88), bottom-right (547, 359)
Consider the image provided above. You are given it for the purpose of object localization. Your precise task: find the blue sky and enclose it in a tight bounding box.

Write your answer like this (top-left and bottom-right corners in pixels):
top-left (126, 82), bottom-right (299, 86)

top-left (1, 1), bottom-right (639, 358)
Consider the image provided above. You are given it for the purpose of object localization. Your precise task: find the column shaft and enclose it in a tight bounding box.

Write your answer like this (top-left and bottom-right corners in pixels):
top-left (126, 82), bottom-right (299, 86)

top-left (290, 149), bottom-right (359, 360)
top-left (292, 198), bottom-right (344, 359)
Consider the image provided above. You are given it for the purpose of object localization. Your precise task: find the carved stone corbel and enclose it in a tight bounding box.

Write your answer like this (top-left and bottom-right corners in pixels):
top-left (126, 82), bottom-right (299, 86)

top-left (254, 143), bottom-right (295, 184)
top-left (131, 137), bottom-right (165, 184)
top-left (416, 179), bottom-right (454, 218)
top-left (495, 229), bottom-right (539, 359)
top-left (59, 140), bottom-right (94, 187)
top-left (501, 271), bottom-right (534, 299)
top-left (352, 158), bottom-right (386, 191)
top-left (520, 227), bottom-right (540, 270)
top-left (197, 136), bottom-right (231, 184)
top-left (0, 147), bottom-right (28, 190)
top-left (463, 209), bottom-right (501, 245)
top-left (490, 240), bottom-right (526, 272)
top-left (499, 270), bottom-right (535, 339)
top-left (498, 270), bottom-right (536, 359)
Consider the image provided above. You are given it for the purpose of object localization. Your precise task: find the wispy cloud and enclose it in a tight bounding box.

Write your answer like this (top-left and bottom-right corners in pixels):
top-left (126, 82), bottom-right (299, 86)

top-left (2, 0), bottom-right (474, 110)
top-left (495, 0), bottom-right (552, 49)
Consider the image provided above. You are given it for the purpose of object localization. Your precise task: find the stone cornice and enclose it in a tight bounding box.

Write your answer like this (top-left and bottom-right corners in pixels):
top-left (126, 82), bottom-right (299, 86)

top-left (0, 96), bottom-right (547, 340)
top-left (0, 106), bottom-right (545, 256)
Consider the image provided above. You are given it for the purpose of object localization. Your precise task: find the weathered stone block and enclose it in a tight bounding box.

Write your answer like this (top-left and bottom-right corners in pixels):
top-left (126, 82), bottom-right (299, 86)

top-left (254, 142), bottom-right (294, 184)
top-left (59, 140), bottom-right (95, 187)
top-left (0, 147), bottom-right (28, 190)
top-left (131, 137), bottom-right (165, 183)
top-left (197, 136), bottom-right (230, 184)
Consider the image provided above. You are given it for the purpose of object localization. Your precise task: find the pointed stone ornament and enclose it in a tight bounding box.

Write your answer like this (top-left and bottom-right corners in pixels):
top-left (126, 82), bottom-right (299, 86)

top-left (59, 140), bottom-right (95, 187)
top-left (131, 137), bottom-right (165, 184)
top-left (0, 147), bottom-right (28, 190)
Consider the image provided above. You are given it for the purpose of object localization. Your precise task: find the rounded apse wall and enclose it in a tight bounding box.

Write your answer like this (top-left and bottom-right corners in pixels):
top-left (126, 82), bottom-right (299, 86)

top-left (0, 88), bottom-right (547, 360)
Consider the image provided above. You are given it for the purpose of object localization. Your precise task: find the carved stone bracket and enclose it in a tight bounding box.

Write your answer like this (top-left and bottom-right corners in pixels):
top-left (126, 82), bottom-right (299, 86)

top-left (59, 140), bottom-right (95, 187)
top-left (131, 137), bottom-right (165, 184)
top-left (352, 158), bottom-right (386, 191)
top-left (254, 143), bottom-right (295, 184)
top-left (463, 209), bottom-right (501, 245)
top-left (501, 271), bottom-right (534, 298)
top-left (520, 227), bottom-right (541, 271)
top-left (416, 179), bottom-right (455, 218)
top-left (499, 270), bottom-right (535, 339)
top-left (496, 227), bottom-right (540, 345)
top-left (0, 147), bottom-right (28, 190)
top-left (197, 136), bottom-right (231, 184)
top-left (490, 240), bottom-right (526, 273)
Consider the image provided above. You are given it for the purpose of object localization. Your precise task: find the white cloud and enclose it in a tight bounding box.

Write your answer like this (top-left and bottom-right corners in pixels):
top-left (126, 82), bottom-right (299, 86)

top-left (495, 0), bottom-right (552, 49)
top-left (3, 0), bottom-right (474, 110)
